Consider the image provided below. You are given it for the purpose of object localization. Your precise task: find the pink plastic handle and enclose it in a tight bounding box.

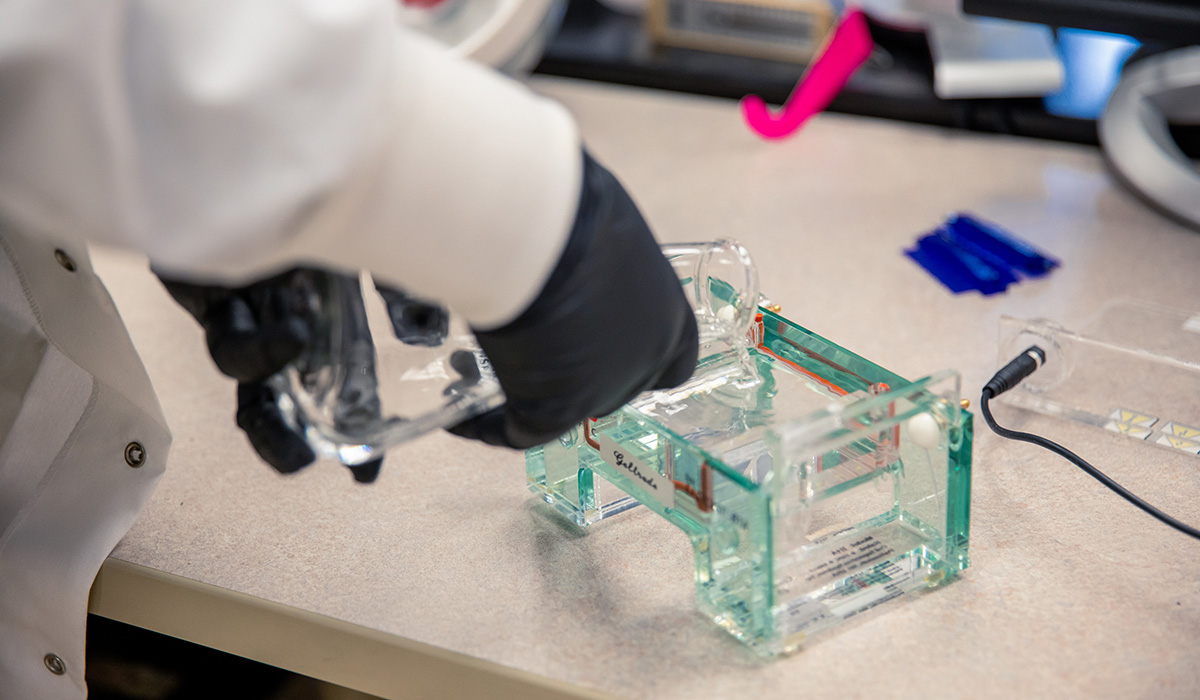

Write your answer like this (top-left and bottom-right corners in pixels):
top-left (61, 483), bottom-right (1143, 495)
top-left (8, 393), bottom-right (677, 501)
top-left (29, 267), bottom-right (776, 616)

top-left (741, 10), bottom-right (874, 140)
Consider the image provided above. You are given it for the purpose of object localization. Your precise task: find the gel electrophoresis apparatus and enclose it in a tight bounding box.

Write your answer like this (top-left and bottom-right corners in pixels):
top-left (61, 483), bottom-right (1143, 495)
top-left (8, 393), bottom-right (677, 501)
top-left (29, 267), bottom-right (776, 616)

top-left (526, 242), bottom-right (973, 656)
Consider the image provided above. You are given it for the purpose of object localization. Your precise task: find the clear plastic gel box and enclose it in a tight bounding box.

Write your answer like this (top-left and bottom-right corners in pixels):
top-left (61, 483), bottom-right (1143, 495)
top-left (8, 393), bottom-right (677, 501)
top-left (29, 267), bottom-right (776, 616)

top-left (526, 243), bottom-right (973, 657)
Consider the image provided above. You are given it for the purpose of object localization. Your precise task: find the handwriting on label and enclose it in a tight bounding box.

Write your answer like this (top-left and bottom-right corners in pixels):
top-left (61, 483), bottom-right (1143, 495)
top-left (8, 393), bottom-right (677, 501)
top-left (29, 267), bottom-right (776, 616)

top-left (597, 433), bottom-right (674, 509)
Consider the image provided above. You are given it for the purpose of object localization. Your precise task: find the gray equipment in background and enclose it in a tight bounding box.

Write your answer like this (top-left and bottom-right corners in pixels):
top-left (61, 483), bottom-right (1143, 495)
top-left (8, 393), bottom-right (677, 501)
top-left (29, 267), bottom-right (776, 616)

top-left (1099, 47), bottom-right (1200, 231)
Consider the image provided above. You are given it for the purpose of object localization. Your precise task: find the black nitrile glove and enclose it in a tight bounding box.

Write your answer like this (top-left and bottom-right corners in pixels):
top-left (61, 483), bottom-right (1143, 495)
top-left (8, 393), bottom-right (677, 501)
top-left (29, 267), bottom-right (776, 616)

top-left (159, 269), bottom-right (448, 482)
top-left (375, 284), bottom-right (450, 346)
top-left (159, 268), bottom-right (331, 475)
top-left (449, 151), bottom-right (699, 449)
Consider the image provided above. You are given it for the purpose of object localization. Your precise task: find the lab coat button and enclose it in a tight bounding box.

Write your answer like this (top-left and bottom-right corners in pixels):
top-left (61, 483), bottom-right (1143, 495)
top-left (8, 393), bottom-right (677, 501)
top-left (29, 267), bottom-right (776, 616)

top-left (44, 653), bottom-right (66, 675)
top-left (125, 441), bottom-right (146, 467)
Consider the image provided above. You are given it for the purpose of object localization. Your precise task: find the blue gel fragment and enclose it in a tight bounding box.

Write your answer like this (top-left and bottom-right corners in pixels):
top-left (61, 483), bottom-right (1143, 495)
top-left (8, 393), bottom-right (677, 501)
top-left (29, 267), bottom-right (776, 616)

top-left (905, 240), bottom-right (975, 294)
top-left (943, 214), bottom-right (1060, 278)
top-left (906, 234), bottom-right (1011, 295)
top-left (906, 214), bottom-right (1059, 295)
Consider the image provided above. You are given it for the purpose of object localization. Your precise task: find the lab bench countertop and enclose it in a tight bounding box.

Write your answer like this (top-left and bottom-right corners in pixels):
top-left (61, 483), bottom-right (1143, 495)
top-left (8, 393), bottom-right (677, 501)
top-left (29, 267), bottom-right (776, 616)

top-left (89, 77), bottom-right (1200, 700)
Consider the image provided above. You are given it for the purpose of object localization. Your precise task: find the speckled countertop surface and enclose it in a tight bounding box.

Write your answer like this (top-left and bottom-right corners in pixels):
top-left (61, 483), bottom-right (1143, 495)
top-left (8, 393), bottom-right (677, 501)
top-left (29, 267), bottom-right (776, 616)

top-left (93, 77), bottom-right (1200, 700)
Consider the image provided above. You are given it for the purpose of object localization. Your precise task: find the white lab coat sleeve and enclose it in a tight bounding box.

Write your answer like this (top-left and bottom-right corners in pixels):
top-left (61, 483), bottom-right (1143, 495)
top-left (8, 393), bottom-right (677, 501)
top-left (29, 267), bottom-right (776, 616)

top-left (0, 0), bottom-right (582, 330)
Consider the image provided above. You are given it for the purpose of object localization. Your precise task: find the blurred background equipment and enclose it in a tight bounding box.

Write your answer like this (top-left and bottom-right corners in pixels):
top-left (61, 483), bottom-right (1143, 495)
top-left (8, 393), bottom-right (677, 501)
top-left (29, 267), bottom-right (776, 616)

top-left (965, 0), bottom-right (1200, 230)
top-left (1097, 47), bottom-right (1200, 230)
top-left (646, 0), bottom-right (835, 64)
top-left (862, 0), bottom-right (1064, 99)
top-left (960, 0), bottom-right (1200, 42)
top-left (398, 0), bottom-right (567, 73)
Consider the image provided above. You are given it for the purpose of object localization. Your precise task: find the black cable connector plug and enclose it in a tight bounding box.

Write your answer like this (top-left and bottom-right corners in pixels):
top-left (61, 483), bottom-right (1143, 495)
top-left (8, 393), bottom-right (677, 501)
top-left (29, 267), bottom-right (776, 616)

top-left (983, 345), bottom-right (1046, 398)
top-left (980, 345), bottom-right (1200, 541)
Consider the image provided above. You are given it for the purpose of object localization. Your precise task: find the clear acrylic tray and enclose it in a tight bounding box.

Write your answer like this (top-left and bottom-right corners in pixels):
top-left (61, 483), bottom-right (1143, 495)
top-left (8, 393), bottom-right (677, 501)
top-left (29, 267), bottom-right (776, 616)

top-left (998, 299), bottom-right (1200, 457)
top-left (267, 270), bottom-right (504, 466)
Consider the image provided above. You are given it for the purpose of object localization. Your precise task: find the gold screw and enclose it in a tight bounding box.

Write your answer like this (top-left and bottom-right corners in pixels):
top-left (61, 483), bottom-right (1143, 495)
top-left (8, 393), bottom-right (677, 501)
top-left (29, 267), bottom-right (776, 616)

top-left (960, 399), bottom-right (971, 409)
top-left (768, 304), bottom-right (782, 313)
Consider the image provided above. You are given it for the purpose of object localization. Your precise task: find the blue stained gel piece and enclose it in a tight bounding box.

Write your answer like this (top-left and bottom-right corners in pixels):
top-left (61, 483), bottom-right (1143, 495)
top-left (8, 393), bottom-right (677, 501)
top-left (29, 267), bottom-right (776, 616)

top-left (905, 244), bottom-right (973, 294)
top-left (944, 214), bottom-right (1060, 278)
top-left (930, 228), bottom-right (1016, 294)
top-left (905, 214), bottom-right (1059, 295)
top-left (935, 223), bottom-right (1017, 283)
top-left (905, 233), bottom-right (1013, 296)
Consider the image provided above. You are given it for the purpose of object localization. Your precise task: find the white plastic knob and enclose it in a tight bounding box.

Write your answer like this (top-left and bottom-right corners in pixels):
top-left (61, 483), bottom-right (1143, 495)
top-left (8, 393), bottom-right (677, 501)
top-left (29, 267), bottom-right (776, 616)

top-left (907, 412), bottom-right (941, 449)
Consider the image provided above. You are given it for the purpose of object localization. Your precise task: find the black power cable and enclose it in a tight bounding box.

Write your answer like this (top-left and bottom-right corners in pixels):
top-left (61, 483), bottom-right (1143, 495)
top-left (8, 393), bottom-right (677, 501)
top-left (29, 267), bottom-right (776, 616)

top-left (981, 346), bottom-right (1200, 541)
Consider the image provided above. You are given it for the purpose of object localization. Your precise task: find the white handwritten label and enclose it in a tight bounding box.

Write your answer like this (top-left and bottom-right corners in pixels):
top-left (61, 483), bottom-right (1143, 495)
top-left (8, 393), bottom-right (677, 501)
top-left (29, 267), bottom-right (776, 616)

top-left (597, 433), bottom-right (674, 509)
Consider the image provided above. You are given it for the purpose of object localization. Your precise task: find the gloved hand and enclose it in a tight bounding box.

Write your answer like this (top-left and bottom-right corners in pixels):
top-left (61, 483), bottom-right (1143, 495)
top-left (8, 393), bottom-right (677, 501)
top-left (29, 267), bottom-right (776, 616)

top-left (449, 151), bottom-right (699, 449)
top-left (158, 269), bottom-right (449, 482)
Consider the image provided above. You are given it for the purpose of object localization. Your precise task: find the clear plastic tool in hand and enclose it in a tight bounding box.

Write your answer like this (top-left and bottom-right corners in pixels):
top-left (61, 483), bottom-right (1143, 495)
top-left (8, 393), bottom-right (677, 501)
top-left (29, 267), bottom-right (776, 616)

top-left (269, 241), bottom-right (759, 466)
top-left (267, 271), bottom-right (505, 466)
